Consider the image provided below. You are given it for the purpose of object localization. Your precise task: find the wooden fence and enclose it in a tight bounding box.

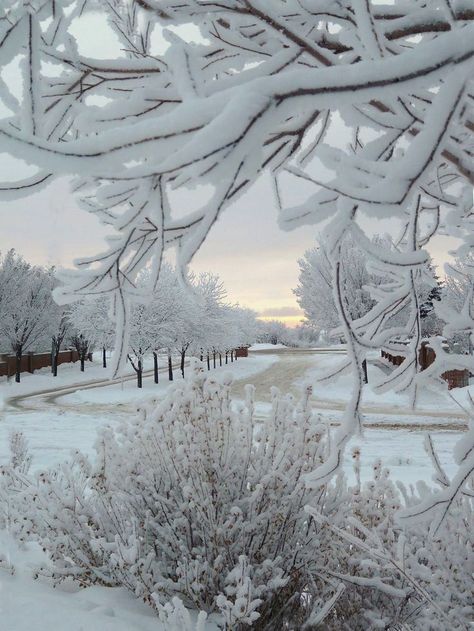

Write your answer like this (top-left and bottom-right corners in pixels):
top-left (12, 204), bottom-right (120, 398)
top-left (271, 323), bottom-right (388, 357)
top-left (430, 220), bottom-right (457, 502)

top-left (0, 349), bottom-right (91, 378)
top-left (381, 341), bottom-right (469, 390)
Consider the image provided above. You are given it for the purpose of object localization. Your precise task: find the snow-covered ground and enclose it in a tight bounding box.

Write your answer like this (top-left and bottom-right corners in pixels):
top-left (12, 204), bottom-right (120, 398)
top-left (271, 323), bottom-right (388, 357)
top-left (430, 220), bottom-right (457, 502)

top-left (0, 531), bottom-right (220, 631)
top-left (1, 347), bottom-right (468, 481)
top-left (298, 352), bottom-right (473, 415)
top-left (0, 353), bottom-right (279, 471)
top-left (0, 351), bottom-right (155, 402)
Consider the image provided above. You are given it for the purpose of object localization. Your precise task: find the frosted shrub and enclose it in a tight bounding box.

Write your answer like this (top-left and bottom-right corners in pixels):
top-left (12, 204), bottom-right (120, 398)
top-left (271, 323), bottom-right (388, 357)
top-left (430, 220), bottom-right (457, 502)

top-left (89, 365), bottom-right (337, 627)
top-left (2, 364), bottom-right (341, 627)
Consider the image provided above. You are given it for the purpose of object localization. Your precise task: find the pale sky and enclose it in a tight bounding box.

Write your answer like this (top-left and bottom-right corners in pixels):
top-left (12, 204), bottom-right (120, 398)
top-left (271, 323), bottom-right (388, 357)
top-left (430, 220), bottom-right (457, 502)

top-left (0, 171), bottom-right (458, 327)
top-left (0, 9), bottom-right (460, 327)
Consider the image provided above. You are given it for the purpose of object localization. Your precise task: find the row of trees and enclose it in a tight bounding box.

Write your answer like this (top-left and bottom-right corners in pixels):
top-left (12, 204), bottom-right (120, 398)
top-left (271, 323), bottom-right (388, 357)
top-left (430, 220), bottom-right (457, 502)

top-left (0, 251), bottom-right (259, 385)
top-left (69, 265), bottom-right (259, 387)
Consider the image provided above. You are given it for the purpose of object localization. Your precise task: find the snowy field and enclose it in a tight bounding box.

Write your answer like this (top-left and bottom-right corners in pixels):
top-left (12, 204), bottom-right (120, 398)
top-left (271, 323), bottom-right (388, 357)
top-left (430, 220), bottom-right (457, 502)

top-left (0, 348), bottom-right (468, 483)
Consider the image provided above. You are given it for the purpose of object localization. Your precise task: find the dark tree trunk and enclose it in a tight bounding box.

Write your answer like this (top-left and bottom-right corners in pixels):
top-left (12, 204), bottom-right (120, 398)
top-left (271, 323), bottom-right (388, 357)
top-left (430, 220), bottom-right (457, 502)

top-left (225, 352), bottom-right (228, 364)
top-left (80, 356), bottom-right (85, 372)
top-left (102, 347), bottom-right (107, 368)
top-left (153, 352), bottom-right (159, 384)
top-left (15, 349), bottom-right (22, 383)
top-left (51, 338), bottom-right (59, 377)
top-left (52, 352), bottom-right (59, 377)
top-left (362, 359), bottom-right (368, 384)
top-left (230, 350), bottom-right (234, 362)
top-left (207, 354), bottom-right (210, 371)
top-left (168, 351), bottom-right (173, 381)
top-left (137, 359), bottom-right (143, 388)
top-left (213, 351), bottom-right (216, 369)
top-left (219, 353), bottom-right (222, 367)
top-left (200, 351), bottom-right (203, 362)
top-left (180, 350), bottom-right (186, 378)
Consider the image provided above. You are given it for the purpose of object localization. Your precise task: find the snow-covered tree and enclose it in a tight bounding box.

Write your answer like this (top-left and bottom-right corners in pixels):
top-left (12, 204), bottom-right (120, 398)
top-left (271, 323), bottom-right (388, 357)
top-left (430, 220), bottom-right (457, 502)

top-left (0, 0), bottom-right (472, 527)
top-left (296, 322), bottom-right (321, 345)
top-left (257, 319), bottom-right (290, 346)
top-left (0, 251), bottom-right (56, 382)
top-left (440, 249), bottom-right (474, 352)
top-left (295, 233), bottom-right (380, 338)
top-left (127, 301), bottom-right (156, 388)
top-left (187, 272), bottom-right (228, 371)
top-left (50, 309), bottom-right (70, 376)
top-left (68, 297), bottom-right (116, 368)
top-left (228, 306), bottom-right (259, 353)
top-left (145, 264), bottom-right (189, 383)
top-left (70, 333), bottom-right (92, 372)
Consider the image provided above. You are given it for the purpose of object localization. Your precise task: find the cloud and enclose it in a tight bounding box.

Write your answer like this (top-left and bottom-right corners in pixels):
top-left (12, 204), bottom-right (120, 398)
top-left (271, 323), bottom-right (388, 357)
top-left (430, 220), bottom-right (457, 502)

top-left (258, 306), bottom-right (303, 317)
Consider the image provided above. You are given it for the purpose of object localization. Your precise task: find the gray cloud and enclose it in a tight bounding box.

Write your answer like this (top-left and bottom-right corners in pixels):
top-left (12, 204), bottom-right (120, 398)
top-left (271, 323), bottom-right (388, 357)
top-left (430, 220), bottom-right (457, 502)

top-left (259, 306), bottom-right (303, 318)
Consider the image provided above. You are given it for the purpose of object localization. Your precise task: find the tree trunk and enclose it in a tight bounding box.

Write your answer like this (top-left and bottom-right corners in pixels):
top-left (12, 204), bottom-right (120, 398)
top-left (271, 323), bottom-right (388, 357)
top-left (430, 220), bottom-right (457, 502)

top-left (225, 352), bottom-right (228, 364)
top-left (181, 350), bottom-right (185, 378)
top-left (137, 359), bottom-right (143, 388)
top-left (230, 350), bottom-right (234, 362)
top-left (52, 352), bottom-right (59, 377)
top-left (200, 351), bottom-right (203, 362)
top-left (213, 351), bottom-right (216, 369)
top-left (15, 349), bottom-right (22, 383)
top-left (102, 347), bottom-right (107, 368)
top-left (207, 354), bottom-right (210, 371)
top-left (168, 351), bottom-right (173, 381)
top-left (362, 359), bottom-right (368, 384)
top-left (219, 353), bottom-right (222, 367)
top-left (80, 356), bottom-right (85, 372)
top-left (153, 352), bottom-right (159, 384)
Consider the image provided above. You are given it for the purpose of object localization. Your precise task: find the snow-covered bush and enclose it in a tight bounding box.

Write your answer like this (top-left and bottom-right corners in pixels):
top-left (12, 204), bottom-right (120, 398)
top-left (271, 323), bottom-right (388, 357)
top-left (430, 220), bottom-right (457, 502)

top-left (10, 363), bottom-right (335, 627)
top-left (1, 372), bottom-right (472, 629)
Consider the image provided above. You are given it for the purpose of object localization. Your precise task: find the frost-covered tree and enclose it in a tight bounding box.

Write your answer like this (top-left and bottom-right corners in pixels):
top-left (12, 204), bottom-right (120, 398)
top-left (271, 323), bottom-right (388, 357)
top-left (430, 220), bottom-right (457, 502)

top-left (296, 236), bottom-right (445, 340)
top-left (0, 0), bottom-right (472, 517)
top-left (295, 233), bottom-right (380, 338)
top-left (290, 322), bottom-right (321, 347)
top-left (188, 272), bottom-right (228, 371)
top-left (0, 251), bottom-right (56, 382)
top-left (68, 297), bottom-right (116, 368)
top-left (70, 333), bottom-right (92, 372)
top-left (257, 319), bottom-right (290, 346)
top-left (440, 249), bottom-right (474, 352)
top-left (50, 309), bottom-right (70, 376)
top-left (127, 300), bottom-right (157, 388)
top-left (228, 306), bottom-right (259, 352)
top-left (145, 264), bottom-right (188, 383)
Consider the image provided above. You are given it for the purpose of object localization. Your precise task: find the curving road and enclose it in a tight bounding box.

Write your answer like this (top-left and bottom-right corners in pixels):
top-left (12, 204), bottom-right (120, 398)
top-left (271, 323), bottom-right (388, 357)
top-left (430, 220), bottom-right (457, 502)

top-left (3, 348), bottom-right (468, 432)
